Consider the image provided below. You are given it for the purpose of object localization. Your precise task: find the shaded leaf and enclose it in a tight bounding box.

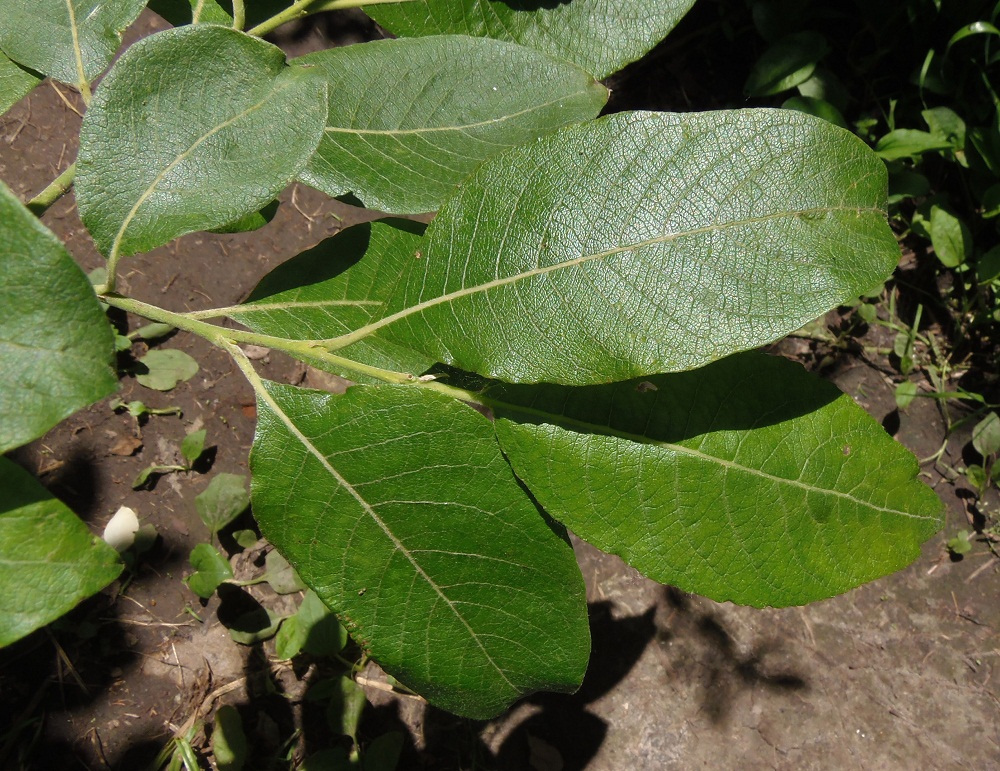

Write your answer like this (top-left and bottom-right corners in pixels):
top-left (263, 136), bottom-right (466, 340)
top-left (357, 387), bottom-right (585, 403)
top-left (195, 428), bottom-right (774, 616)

top-left (195, 473), bottom-right (250, 534)
top-left (0, 181), bottom-right (116, 454)
top-left (209, 200), bottom-right (280, 234)
top-left (212, 705), bottom-right (248, 771)
top-left (490, 353), bottom-right (943, 607)
top-left (781, 95), bottom-right (846, 128)
top-left (327, 675), bottom-right (366, 741)
top-left (77, 25), bottom-right (327, 257)
top-left (0, 0), bottom-right (146, 84)
top-left (185, 542), bottom-right (233, 598)
top-left (0, 458), bottom-right (122, 647)
top-left (227, 606), bottom-right (281, 644)
top-left (250, 381), bottom-right (589, 718)
top-left (0, 51), bottom-right (39, 116)
top-left (262, 548), bottom-right (306, 594)
top-left (745, 31), bottom-right (830, 96)
top-left (354, 110), bottom-right (898, 386)
top-left (295, 35), bottom-right (607, 213)
top-left (135, 349), bottom-right (199, 391)
top-left (364, 0), bottom-right (695, 79)
top-left (972, 412), bottom-right (1000, 458)
top-left (928, 205), bottom-right (971, 267)
top-left (234, 220), bottom-right (436, 381)
top-left (148, 0), bottom-right (234, 25)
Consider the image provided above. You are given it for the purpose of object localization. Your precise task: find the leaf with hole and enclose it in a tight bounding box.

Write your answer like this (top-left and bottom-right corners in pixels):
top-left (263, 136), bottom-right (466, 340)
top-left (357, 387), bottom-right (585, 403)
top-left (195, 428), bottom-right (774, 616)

top-left (0, 457), bottom-right (122, 647)
top-left (250, 381), bottom-right (589, 718)
top-left (0, 181), bottom-right (117, 454)
top-left (365, 0), bottom-right (696, 80)
top-left (76, 25), bottom-right (327, 258)
top-left (295, 35), bottom-right (607, 213)
top-left (490, 353), bottom-right (942, 607)
top-left (354, 110), bottom-right (899, 385)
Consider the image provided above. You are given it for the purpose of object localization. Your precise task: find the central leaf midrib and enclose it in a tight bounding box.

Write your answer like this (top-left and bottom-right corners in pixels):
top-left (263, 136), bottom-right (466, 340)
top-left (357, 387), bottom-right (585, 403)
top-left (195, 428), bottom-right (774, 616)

top-left (258, 383), bottom-right (517, 689)
top-left (324, 91), bottom-right (594, 137)
top-left (488, 396), bottom-right (936, 522)
top-left (333, 203), bottom-right (882, 346)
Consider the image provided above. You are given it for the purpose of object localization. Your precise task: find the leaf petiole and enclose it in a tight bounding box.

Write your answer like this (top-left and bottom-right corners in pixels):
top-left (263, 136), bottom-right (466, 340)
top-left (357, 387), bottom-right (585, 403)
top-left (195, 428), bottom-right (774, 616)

top-left (247, 0), bottom-right (416, 38)
top-left (26, 162), bottom-right (77, 216)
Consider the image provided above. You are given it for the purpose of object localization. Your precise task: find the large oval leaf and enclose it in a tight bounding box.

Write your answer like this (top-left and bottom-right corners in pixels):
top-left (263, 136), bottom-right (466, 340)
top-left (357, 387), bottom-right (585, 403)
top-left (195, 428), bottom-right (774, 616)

top-left (76, 25), bottom-right (328, 258)
top-left (490, 353), bottom-right (942, 607)
top-left (343, 109), bottom-right (899, 385)
top-left (0, 181), bottom-right (117, 454)
top-left (295, 35), bottom-right (607, 214)
top-left (364, 0), bottom-right (697, 80)
top-left (232, 220), bottom-right (436, 381)
top-left (0, 0), bottom-right (146, 84)
top-left (250, 381), bottom-right (589, 718)
top-left (0, 458), bottom-right (122, 647)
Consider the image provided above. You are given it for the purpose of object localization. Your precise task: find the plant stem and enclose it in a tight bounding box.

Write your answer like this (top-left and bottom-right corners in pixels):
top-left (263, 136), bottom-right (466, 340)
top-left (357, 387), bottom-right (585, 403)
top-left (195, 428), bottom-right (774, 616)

top-left (102, 294), bottom-right (484, 405)
top-left (26, 162), bottom-right (77, 216)
top-left (232, 0), bottom-right (246, 29)
top-left (247, 0), bottom-right (414, 37)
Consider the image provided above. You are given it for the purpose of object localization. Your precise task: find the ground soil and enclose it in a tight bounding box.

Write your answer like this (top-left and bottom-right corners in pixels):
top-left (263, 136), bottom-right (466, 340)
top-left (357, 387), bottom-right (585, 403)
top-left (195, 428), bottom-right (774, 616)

top-left (1, 8), bottom-right (999, 771)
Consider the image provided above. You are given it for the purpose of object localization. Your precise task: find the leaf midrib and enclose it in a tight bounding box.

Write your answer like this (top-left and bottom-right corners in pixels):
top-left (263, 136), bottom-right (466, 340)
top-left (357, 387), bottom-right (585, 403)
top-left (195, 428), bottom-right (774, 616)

top-left (489, 396), bottom-right (937, 522)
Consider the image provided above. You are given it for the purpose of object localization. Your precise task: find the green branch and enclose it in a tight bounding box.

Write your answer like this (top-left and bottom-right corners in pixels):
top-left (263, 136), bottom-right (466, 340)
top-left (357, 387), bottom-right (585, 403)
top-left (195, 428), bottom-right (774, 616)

top-left (26, 162), bottom-right (77, 216)
top-left (247, 0), bottom-right (415, 37)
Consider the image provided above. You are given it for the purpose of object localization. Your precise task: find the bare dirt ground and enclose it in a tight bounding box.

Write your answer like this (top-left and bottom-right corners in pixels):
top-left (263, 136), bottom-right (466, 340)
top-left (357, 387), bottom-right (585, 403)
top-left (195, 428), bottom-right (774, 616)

top-left (1, 8), bottom-right (998, 771)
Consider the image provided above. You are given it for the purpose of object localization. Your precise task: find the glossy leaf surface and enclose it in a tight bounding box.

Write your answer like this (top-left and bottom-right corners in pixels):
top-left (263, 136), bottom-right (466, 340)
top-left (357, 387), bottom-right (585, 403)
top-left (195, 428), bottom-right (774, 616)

top-left (0, 458), bottom-right (122, 647)
top-left (234, 220), bottom-right (435, 380)
top-left (296, 36), bottom-right (607, 213)
top-left (490, 354), bottom-right (943, 607)
top-left (76, 25), bottom-right (327, 257)
top-left (364, 0), bottom-right (697, 79)
top-left (0, 181), bottom-right (116, 454)
top-left (250, 381), bottom-right (589, 718)
top-left (360, 110), bottom-right (899, 385)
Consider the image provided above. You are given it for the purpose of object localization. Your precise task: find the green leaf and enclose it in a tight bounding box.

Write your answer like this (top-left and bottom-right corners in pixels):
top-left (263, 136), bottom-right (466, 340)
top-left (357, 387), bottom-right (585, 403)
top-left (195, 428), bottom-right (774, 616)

top-left (359, 110), bottom-right (899, 386)
top-left (148, 0), bottom-right (234, 26)
top-left (895, 380), bottom-right (918, 410)
top-left (275, 590), bottom-right (347, 659)
top-left (928, 205), bottom-right (971, 267)
top-left (232, 529), bottom-right (259, 549)
top-left (972, 412), bottom-right (1000, 458)
top-left (211, 705), bottom-right (248, 771)
top-left (185, 542), bottom-right (233, 598)
top-left (233, 220), bottom-right (436, 381)
top-left (76, 25), bottom-right (328, 258)
top-left (364, 0), bottom-right (696, 80)
top-left (227, 606), bottom-right (281, 644)
top-left (0, 181), bottom-right (117, 454)
top-left (490, 353), bottom-right (943, 607)
top-left (250, 381), bottom-right (589, 719)
top-left (295, 36), bottom-right (607, 214)
top-left (363, 732), bottom-right (403, 771)
top-left (875, 129), bottom-right (953, 161)
top-left (0, 51), bottom-right (39, 116)
top-left (982, 184), bottom-right (1000, 219)
top-left (180, 428), bottom-right (207, 466)
top-left (209, 200), bottom-right (280, 234)
top-left (132, 322), bottom-right (175, 341)
top-left (0, 0), bottom-right (146, 84)
top-left (781, 95), bottom-right (847, 128)
top-left (744, 31), bottom-right (831, 96)
top-left (922, 107), bottom-right (966, 151)
top-left (261, 548), bottom-right (306, 594)
top-left (0, 457), bottom-right (122, 647)
top-left (135, 349), bottom-right (200, 391)
top-left (947, 530), bottom-right (973, 556)
top-left (887, 168), bottom-right (930, 204)
top-left (978, 245), bottom-right (1000, 283)
top-left (195, 473), bottom-right (250, 535)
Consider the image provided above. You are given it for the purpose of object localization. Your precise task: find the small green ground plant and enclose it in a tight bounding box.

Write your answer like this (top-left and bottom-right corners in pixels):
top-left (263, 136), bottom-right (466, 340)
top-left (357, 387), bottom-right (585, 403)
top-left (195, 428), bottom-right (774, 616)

top-left (0, 0), bottom-right (943, 720)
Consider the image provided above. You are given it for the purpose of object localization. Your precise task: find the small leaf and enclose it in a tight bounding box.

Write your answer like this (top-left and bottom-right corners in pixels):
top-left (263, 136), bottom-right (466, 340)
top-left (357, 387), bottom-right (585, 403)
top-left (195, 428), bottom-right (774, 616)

top-left (895, 380), bottom-right (918, 410)
top-left (232, 529), bottom-right (259, 549)
top-left (491, 353), bottom-right (943, 607)
top-left (365, 0), bottom-right (697, 80)
top-left (0, 0), bottom-right (147, 83)
top-left (887, 169), bottom-right (930, 204)
top-left (978, 245), bottom-right (1000, 283)
top-left (77, 25), bottom-right (327, 257)
top-left (0, 457), bottom-right (122, 647)
top-left (261, 548), bottom-right (306, 595)
top-left (135, 349), bottom-right (199, 391)
top-left (928, 205), bottom-right (971, 267)
top-left (274, 615), bottom-right (305, 660)
top-left (296, 36), bottom-right (607, 213)
top-left (875, 129), bottom-right (953, 161)
top-left (327, 676), bottom-right (366, 742)
top-left (132, 322), bottom-right (175, 341)
top-left (195, 473), bottom-right (250, 534)
top-left (0, 50), bottom-right (39, 115)
top-left (365, 110), bottom-right (899, 385)
top-left (0, 182), bottom-right (117, 454)
top-left (947, 530), bottom-right (973, 556)
top-left (922, 107), bottom-right (966, 151)
top-left (227, 607), bottom-right (281, 645)
top-left (965, 464), bottom-right (987, 492)
top-left (209, 200), bottom-right (280, 234)
top-left (299, 590), bottom-right (347, 656)
top-left (148, 0), bottom-right (234, 26)
top-left (180, 428), bottom-right (207, 466)
top-left (972, 412), bottom-right (1000, 458)
top-left (982, 184), bottom-right (1000, 219)
top-left (363, 732), bottom-right (404, 771)
top-left (185, 543), bottom-right (233, 599)
top-left (781, 95), bottom-right (847, 128)
top-left (745, 31), bottom-right (831, 96)
top-left (212, 705), bottom-right (248, 771)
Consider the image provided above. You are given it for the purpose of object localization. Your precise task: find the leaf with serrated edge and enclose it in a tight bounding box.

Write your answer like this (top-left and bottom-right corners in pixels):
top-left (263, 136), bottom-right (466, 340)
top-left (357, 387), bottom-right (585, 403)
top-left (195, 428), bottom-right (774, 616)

top-left (250, 381), bottom-right (589, 718)
top-left (295, 35), bottom-right (607, 214)
top-left (0, 458), bottom-right (122, 647)
top-left (343, 110), bottom-right (899, 386)
top-left (365, 0), bottom-right (696, 80)
top-left (0, 0), bottom-right (147, 84)
top-left (232, 220), bottom-right (435, 381)
top-left (76, 25), bottom-right (327, 257)
top-left (490, 353), bottom-right (942, 607)
top-left (0, 181), bottom-right (116, 454)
